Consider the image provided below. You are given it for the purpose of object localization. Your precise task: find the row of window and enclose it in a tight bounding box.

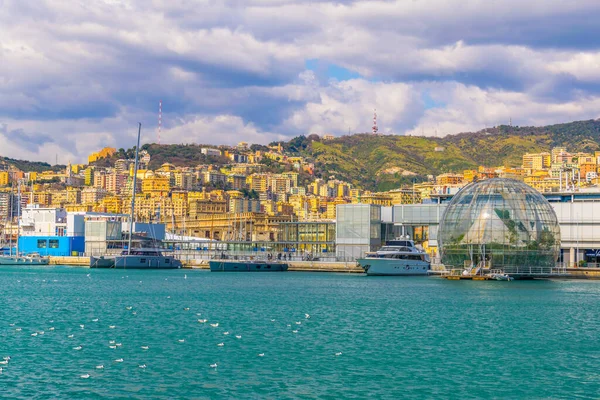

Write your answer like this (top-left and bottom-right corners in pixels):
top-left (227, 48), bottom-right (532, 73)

top-left (37, 239), bottom-right (60, 249)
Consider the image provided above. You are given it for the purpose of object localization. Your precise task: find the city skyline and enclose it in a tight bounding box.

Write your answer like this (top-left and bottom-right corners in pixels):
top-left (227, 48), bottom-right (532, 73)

top-left (3, 1), bottom-right (600, 163)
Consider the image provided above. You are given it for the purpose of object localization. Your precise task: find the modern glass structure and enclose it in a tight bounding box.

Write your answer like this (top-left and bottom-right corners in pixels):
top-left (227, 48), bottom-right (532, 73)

top-left (438, 178), bottom-right (560, 275)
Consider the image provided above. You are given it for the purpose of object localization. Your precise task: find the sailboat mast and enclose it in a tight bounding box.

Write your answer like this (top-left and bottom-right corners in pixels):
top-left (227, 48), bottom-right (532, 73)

top-left (128, 123), bottom-right (142, 255)
top-left (16, 180), bottom-right (21, 257)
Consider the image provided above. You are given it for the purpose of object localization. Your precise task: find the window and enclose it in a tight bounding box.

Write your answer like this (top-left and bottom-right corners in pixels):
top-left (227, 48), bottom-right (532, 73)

top-left (37, 240), bottom-right (47, 249)
top-left (49, 240), bottom-right (59, 249)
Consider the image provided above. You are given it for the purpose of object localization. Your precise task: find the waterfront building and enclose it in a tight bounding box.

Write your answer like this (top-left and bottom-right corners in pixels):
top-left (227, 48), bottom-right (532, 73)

top-left (335, 204), bottom-right (382, 260)
top-left (438, 179), bottom-right (560, 275)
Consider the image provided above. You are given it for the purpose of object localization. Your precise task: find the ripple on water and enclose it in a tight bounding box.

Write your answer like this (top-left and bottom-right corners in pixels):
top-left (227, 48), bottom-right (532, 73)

top-left (0, 268), bottom-right (600, 398)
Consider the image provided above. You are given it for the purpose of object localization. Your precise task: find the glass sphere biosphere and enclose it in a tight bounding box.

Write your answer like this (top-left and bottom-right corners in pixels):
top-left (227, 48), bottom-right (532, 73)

top-left (438, 178), bottom-right (560, 274)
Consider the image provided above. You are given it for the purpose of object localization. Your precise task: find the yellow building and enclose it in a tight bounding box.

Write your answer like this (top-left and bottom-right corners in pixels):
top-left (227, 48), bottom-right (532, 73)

top-left (0, 171), bottom-right (8, 186)
top-left (88, 147), bottom-right (116, 164)
top-left (388, 188), bottom-right (421, 204)
top-left (142, 176), bottom-right (171, 197)
top-left (360, 192), bottom-right (393, 206)
top-left (100, 196), bottom-right (123, 214)
top-left (246, 174), bottom-right (268, 192)
top-left (463, 169), bottom-right (478, 182)
top-left (436, 173), bottom-right (464, 185)
top-left (522, 152), bottom-right (551, 171)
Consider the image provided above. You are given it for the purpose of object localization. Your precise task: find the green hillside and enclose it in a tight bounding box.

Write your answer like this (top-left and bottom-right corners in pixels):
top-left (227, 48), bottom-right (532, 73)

top-left (8, 118), bottom-right (600, 192)
top-left (299, 119), bottom-right (600, 191)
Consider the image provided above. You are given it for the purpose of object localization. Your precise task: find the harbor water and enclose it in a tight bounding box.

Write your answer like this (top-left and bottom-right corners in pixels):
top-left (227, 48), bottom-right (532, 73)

top-left (1, 267), bottom-right (600, 399)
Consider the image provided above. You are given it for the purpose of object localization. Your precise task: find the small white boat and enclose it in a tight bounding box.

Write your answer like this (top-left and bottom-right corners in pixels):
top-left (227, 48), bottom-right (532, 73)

top-left (491, 273), bottom-right (514, 281)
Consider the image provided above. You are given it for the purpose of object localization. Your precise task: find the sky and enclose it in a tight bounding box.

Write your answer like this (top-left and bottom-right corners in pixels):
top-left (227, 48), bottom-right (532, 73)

top-left (2, 0), bottom-right (600, 164)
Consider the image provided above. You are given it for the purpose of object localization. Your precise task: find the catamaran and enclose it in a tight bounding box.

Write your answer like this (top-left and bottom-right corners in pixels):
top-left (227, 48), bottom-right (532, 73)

top-left (89, 123), bottom-right (181, 269)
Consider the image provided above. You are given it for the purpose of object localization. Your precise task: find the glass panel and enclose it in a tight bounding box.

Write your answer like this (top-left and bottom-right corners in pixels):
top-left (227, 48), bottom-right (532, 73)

top-left (439, 178), bottom-right (560, 274)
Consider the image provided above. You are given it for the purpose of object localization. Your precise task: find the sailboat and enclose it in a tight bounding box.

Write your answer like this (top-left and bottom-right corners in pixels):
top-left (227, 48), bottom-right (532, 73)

top-left (90, 123), bottom-right (181, 269)
top-left (0, 181), bottom-right (49, 265)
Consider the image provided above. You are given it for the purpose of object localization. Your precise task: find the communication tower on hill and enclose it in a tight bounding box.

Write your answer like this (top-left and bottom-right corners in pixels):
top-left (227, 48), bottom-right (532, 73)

top-left (372, 109), bottom-right (378, 134)
top-left (158, 100), bottom-right (162, 144)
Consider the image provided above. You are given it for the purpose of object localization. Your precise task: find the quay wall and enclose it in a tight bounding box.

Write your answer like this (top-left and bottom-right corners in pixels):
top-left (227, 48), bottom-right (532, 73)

top-left (41, 257), bottom-right (600, 277)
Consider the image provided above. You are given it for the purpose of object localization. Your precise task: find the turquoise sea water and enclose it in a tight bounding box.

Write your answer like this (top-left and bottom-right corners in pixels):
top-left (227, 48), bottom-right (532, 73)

top-left (1, 267), bottom-right (600, 399)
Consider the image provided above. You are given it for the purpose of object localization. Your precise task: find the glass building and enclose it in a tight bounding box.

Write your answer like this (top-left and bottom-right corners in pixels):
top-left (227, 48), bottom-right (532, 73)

top-left (438, 178), bottom-right (560, 275)
top-left (336, 204), bottom-right (381, 260)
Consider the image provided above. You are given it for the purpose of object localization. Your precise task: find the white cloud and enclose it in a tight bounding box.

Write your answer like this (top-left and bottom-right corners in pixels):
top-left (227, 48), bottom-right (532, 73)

top-left (2, 0), bottom-right (600, 162)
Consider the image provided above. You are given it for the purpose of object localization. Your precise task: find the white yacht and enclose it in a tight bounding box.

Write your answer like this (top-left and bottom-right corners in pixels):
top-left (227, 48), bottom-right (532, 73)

top-left (358, 239), bottom-right (430, 276)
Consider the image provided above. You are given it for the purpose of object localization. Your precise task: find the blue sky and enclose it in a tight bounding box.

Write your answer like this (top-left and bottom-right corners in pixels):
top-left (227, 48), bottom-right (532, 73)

top-left (2, 0), bottom-right (600, 163)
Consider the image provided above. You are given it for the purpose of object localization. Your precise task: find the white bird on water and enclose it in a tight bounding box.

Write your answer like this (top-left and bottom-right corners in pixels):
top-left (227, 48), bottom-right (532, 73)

top-left (68, 334), bottom-right (74, 338)
top-left (292, 330), bottom-right (298, 334)
top-left (0, 367), bottom-right (3, 374)
top-left (184, 274), bottom-right (187, 280)
top-left (178, 339), bottom-right (185, 343)
top-left (114, 358), bottom-right (124, 363)
top-left (73, 346), bottom-right (83, 351)
top-left (96, 365), bottom-right (104, 369)
top-left (141, 346), bottom-right (149, 350)
top-left (109, 340), bottom-right (116, 344)
top-left (217, 343), bottom-right (224, 347)
top-left (3, 357), bottom-right (11, 361)
top-left (335, 352), bottom-right (343, 356)
top-left (210, 363), bottom-right (218, 368)
top-left (138, 364), bottom-right (147, 369)
top-left (15, 328), bottom-right (22, 332)
top-left (210, 323), bottom-right (219, 327)
top-left (0, 360), bottom-right (8, 365)
top-left (109, 345), bottom-right (117, 349)
top-left (9, 323), bottom-right (15, 327)
top-left (49, 327), bottom-right (55, 331)
top-left (258, 353), bottom-right (265, 357)
top-left (295, 321), bottom-right (302, 325)
top-left (126, 306), bottom-right (133, 310)
top-left (305, 314), bottom-right (310, 319)
top-left (109, 325), bottom-right (116, 329)
top-left (235, 335), bottom-right (242, 339)
top-left (80, 374), bottom-right (90, 379)
top-left (198, 319), bottom-right (208, 323)
top-left (31, 332), bottom-right (38, 337)
top-left (223, 332), bottom-right (229, 335)
top-left (80, 324), bottom-right (85, 329)
top-left (92, 318), bottom-right (99, 322)
top-left (183, 307), bottom-right (190, 311)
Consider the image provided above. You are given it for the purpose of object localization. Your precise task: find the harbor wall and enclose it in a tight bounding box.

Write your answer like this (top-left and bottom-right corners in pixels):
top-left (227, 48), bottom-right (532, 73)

top-left (38, 257), bottom-right (600, 278)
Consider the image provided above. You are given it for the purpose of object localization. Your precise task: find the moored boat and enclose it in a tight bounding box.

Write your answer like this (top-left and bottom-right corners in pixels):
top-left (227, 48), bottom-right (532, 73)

top-left (0, 253), bottom-right (50, 266)
top-left (209, 260), bottom-right (288, 272)
top-left (357, 239), bottom-right (430, 276)
top-left (90, 248), bottom-right (182, 269)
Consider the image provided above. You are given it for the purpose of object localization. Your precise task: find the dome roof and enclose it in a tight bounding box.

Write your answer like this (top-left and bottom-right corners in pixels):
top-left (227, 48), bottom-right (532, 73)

top-left (438, 178), bottom-right (560, 274)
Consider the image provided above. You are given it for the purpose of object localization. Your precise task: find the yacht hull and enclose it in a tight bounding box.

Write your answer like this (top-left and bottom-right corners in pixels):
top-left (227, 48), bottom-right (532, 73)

top-left (209, 260), bottom-right (288, 272)
top-left (357, 258), bottom-right (430, 276)
top-left (0, 256), bottom-right (50, 266)
top-left (90, 255), bottom-right (182, 269)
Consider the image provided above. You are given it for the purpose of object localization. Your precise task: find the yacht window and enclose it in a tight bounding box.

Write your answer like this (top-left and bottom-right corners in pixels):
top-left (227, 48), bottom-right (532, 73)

top-left (140, 258), bottom-right (146, 263)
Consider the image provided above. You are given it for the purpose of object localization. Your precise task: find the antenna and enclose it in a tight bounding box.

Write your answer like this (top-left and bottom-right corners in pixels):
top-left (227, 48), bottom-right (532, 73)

top-left (158, 100), bottom-right (162, 144)
top-left (372, 109), bottom-right (378, 134)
